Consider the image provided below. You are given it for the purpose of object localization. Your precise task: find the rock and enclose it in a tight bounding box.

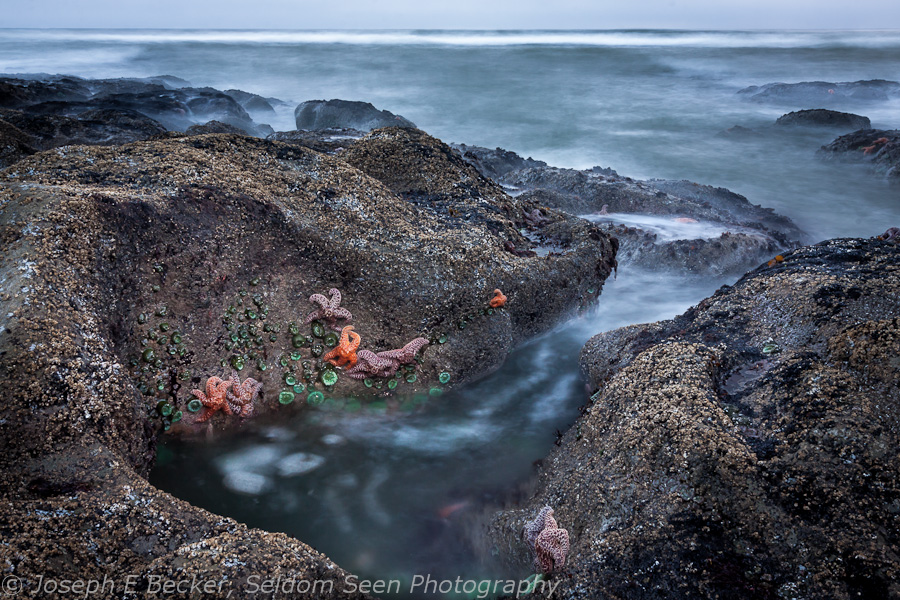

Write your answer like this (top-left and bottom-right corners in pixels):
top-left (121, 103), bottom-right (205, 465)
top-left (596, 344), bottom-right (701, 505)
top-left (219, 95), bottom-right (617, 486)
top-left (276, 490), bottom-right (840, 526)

top-left (738, 79), bottom-right (900, 106)
top-left (818, 129), bottom-right (900, 179)
top-left (456, 144), bottom-right (804, 275)
top-left (267, 127), bottom-right (366, 154)
top-left (225, 89), bottom-right (277, 114)
top-left (186, 120), bottom-right (248, 136)
top-left (0, 76), bottom-right (274, 137)
top-left (450, 142), bottom-right (548, 180)
top-left (488, 235), bottom-right (900, 599)
top-left (775, 109), bottom-right (870, 130)
top-left (294, 99), bottom-right (415, 131)
top-left (0, 118), bottom-right (37, 168)
top-left (0, 107), bottom-right (167, 150)
top-left (0, 131), bottom-right (615, 594)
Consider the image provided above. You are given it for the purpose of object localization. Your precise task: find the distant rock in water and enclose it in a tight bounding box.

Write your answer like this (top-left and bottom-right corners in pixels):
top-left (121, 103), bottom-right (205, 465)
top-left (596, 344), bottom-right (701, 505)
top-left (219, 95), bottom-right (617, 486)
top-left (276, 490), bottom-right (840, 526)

top-left (738, 79), bottom-right (900, 106)
top-left (818, 128), bottom-right (900, 179)
top-left (224, 89), bottom-right (278, 114)
top-left (715, 124), bottom-right (763, 139)
top-left (0, 75), bottom-right (275, 138)
top-left (775, 108), bottom-right (870, 130)
top-left (294, 99), bottom-right (415, 131)
top-left (489, 235), bottom-right (900, 600)
top-left (455, 144), bottom-right (805, 275)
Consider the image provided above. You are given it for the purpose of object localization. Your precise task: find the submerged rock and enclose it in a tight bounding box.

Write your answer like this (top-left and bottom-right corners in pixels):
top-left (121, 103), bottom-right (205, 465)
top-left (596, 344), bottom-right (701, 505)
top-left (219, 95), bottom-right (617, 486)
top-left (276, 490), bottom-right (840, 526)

top-left (455, 144), bottom-right (804, 275)
top-left (294, 99), bottom-right (416, 131)
top-left (775, 108), bottom-right (870, 131)
top-left (489, 235), bottom-right (900, 599)
top-left (738, 79), bottom-right (900, 106)
top-left (818, 128), bottom-right (900, 179)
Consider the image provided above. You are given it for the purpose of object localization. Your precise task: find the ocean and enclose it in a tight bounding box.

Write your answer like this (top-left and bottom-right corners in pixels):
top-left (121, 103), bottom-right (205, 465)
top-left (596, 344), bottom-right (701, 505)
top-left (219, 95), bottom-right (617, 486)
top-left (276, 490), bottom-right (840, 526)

top-left (4, 28), bottom-right (898, 596)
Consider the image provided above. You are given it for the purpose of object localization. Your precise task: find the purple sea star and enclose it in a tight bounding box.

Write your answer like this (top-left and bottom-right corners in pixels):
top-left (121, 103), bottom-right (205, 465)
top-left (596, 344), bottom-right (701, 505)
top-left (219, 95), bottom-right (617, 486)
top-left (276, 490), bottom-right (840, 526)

top-left (376, 337), bottom-right (430, 365)
top-left (878, 227), bottom-right (899, 242)
top-left (344, 350), bottom-right (398, 380)
top-left (522, 506), bottom-right (569, 574)
top-left (225, 370), bottom-right (261, 418)
top-left (304, 288), bottom-right (352, 331)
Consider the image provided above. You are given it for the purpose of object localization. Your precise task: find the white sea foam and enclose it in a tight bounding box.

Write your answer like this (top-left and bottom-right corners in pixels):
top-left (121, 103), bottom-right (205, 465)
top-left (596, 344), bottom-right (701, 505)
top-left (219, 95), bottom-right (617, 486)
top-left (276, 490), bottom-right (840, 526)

top-left (4, 28), bottom-right (900, 49)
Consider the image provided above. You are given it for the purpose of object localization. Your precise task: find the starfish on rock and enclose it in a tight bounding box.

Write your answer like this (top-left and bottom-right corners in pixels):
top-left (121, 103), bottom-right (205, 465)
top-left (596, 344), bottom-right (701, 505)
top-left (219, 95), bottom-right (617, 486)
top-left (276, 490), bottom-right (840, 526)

top-left (304, 288), bottom-right (352, 331)
top-left (323, 325), bottom-right (361, 368)
top-left (522, 506), bottom-right (569, 574)
top-left (344, 349), bottom-right (398, 379)
top-left (191, 376), bottom-right (234, 423)
top-left (377, 337), bottom-right (430, 365)
top-left (489, 289), bottom-right (507, 308)
top-left (226, 370), bottom-right (261, 418)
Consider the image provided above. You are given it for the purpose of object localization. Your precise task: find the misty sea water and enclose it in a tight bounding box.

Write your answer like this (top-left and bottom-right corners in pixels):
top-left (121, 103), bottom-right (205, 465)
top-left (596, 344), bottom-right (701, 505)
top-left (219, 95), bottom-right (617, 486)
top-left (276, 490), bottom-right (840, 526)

top-left (3, 29), bottom-right (898, 596)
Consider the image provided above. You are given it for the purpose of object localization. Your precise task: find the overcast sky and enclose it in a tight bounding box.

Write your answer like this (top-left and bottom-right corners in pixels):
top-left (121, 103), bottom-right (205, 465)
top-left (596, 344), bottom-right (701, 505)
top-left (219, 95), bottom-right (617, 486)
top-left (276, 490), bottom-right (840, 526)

top-left (2, 0), bottom-right (898, 30)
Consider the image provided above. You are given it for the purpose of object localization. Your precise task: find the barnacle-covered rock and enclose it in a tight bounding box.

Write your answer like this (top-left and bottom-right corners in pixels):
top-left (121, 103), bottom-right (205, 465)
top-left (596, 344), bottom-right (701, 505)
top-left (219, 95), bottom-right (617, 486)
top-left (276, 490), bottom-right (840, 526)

top-left (488, 237), bottom-right (900, 599)
top-left (0, 129), bottom-right (615, 597)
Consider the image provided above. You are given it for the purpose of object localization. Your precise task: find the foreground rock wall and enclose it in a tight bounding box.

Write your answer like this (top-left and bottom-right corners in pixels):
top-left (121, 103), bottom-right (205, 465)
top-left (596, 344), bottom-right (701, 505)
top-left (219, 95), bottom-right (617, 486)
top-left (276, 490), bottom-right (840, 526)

top-left (489, 236), bottom-right (900, 599)
top-left (0, 130), bottom-right (616, 597)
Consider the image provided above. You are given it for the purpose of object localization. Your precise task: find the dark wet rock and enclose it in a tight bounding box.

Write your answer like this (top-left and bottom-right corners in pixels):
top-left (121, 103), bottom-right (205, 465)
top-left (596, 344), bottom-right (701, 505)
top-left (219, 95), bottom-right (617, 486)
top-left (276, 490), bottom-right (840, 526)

top-left (456, 144), bottom-right (804, 275)
top-left (185, 120), bottom-right (249, 136)
top-left (451, 142), bottom-right (548, 180)
top-left (489, 236), bottom-right (900, 599)
top-left (294, 99), bottom-right (416, 131)
top-left (738, 79), bottom-right (900, 106)
top-left (0, 132), bottom-right (615, 594)
top-left (0, 75), bottom-right (92, 108)
top-left (0, 76), bottom-right (274, 137)
top-left (0, 107), bottom-right (167, 150)
top-left (267, 127), bottom-right (366, 154)
top-left (775, 109), bottom-right (870, 130)
top-left (225, 89), bottom-right (278, 114)
top-left (0, 118), bottom-right (37, 168)
top-left (818, 128), bottom-right (900, 179)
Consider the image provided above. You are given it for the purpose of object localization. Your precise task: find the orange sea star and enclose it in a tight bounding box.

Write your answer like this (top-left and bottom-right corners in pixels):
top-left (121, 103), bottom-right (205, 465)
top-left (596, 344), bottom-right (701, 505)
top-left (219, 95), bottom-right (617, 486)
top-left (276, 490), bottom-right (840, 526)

top-left (489, 289), bottom-right (507, 308)
top-left (191, 376), bottom-right (234, 423)
top-left (862, 137), bottom-right (889, 155)
top-left (323, 325), bottom-right (361, 368)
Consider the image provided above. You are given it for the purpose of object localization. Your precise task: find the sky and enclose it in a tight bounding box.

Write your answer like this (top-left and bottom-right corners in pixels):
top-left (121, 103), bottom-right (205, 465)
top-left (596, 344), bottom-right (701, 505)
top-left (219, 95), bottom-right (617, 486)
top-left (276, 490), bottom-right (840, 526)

top-left (2, 0), bottom-right (899, 30)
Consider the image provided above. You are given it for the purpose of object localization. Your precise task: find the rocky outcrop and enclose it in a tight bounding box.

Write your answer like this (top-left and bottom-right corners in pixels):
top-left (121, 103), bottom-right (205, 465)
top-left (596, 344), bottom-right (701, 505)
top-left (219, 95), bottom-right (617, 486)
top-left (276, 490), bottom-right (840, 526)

top-left (488, 235), bottom-right (900, 599)
top-left (267, 127), bottom-right (366, 154)
top-left (818, 128), bottom-right (900, 179)
top-left (0, 118), bottom-right (36, 168)
top-left (738, 79), bottom-right (900, 106)
top-left (185, 120), bottom-right (248, 136)
top-left (0, 130), bottom-right (615, 596)
top-left (455, 144), bottom-right (805, 275)
top-left (0, 75), bottom-right (275, 138)
top-left (294, 99), bottom-right (415, 131)
top-left (775, 108), bottom-right (870, 130)
top-left (0, 107), bottom-right (167, 150)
